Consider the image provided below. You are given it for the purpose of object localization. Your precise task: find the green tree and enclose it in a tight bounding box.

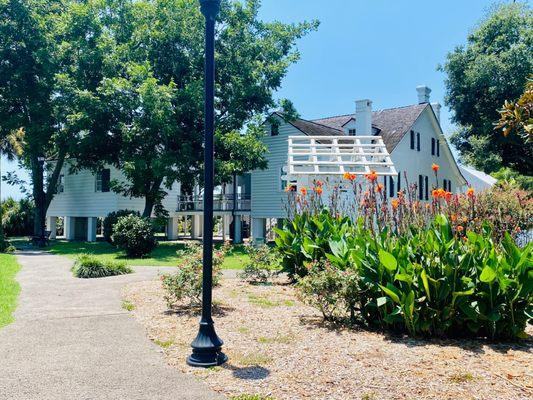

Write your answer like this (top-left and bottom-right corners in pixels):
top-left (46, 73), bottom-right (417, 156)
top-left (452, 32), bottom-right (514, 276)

top-left (440, 2), bottom-right (533, 175)
top-left (67, 0), bottom-right (318, 217)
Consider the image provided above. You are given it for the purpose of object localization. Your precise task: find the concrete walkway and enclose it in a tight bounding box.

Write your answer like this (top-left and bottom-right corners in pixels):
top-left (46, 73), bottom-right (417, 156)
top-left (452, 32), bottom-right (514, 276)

top-left (0, 251), bottom-right (225, 400)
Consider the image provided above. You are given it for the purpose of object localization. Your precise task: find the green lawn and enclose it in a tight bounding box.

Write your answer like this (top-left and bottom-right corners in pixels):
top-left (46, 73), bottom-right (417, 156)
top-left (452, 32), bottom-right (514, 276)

top-left (48, 240), bottom-right (249, 269)
top-left (0, 254), bottom-right (21, 328)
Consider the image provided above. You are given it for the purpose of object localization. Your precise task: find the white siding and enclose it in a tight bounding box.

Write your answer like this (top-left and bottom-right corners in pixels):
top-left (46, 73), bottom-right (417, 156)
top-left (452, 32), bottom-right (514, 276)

top-left (250, 118), bottom-right (303, 219)
top-left (390, 107), bottom-right (466, 196)
top-left (47, 162), bottom-right (181, 218)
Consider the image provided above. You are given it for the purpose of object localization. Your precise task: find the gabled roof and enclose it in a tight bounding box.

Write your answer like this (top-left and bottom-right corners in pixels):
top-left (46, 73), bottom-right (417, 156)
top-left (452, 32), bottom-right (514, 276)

top-left (311, 104), bottom-right (427, 152)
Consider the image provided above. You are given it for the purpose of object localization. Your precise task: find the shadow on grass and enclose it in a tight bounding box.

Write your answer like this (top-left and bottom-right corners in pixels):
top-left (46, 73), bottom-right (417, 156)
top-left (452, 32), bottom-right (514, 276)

top-left (163, 302), bottom-right (236, 318)
top-left (222, 364), bottom-right (270, 380)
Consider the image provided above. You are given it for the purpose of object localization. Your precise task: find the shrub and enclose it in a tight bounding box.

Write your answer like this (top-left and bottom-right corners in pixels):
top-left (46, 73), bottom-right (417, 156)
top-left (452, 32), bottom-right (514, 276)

top-left (103, 210), bottom-right (140, 243)
top-left (292, 213), bottom-right (533, 339)
top-left (161, 242), bottom-right (229, 309)
top-left (0, 238), bottom-right (15, 253)
top-left (239, 244), bottom-right (279, 284)
top-left (1, 197), bottom-right (34, 236)
top-left (297, 260), bottom-right (360, 323)
top-left (111, 215), bottom-right (157, 257)
top-left (72, 254), bottom-right (132, 278)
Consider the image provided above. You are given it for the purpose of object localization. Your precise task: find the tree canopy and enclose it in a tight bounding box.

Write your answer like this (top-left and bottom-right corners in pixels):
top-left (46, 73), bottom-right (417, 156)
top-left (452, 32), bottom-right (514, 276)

top-left (440, 2), bottom-right (533, 175)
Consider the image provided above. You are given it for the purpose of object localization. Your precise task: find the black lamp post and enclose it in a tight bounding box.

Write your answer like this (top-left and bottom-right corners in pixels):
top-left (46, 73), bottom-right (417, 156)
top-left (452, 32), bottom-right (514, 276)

top-left (36, 156), bottom-right (47, 247)
top-left (187, 0), bottom-right (227, 368)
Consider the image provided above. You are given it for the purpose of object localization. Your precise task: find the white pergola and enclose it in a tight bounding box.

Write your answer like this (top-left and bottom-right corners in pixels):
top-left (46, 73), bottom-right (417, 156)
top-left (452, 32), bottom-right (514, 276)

top-left (283, 135), bottom-right (397, 189)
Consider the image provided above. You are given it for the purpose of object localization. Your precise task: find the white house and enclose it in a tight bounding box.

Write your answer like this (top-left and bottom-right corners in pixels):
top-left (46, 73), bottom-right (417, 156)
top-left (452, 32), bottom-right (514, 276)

top-left (249, 86), bottom-right (468, 239)
top-left (46, 85), bottom-right (467, 243)
top-left (459, 164), bottom-right (497, 192)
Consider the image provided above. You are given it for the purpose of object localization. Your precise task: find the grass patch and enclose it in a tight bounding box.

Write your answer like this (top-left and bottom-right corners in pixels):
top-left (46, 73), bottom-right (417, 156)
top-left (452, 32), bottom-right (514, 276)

top-left (231, 395), bottom-right (275, 400)
top-left (0, 254), bottom-right (21, 328)
top-left (248, 294), bottom-right (277, 308)
top-left (121, 300), bottom-right (135, 311)
top-left (237, 326), bottom-right (250, 334)
top-left (448, 372), bottom-right (474, 383)
top-left (72, 254), bottom-right (132, 278)
top-left (231, 351), bottom-right (273, 367)
top-left (257, 334), bottom-right (294, 344)
top-left (153, 339), bottom-right (174, 348)
top-left (48, 240), bottom-right (251, 269)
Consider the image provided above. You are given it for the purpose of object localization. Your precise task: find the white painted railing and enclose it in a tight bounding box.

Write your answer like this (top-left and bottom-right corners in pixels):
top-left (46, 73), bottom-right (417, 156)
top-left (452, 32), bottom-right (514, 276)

top-left (287, 135), bottom-right (397, 176)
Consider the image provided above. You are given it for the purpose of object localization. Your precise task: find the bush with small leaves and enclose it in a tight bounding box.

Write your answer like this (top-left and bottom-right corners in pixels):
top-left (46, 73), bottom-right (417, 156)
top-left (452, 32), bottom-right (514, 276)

top-left (72, 254), bottom-right (132, 278)
top-left (103, 209), bottom-right (140, 243)
top-left (161, 242), bottom-right (229, 309)
top-left (239, 244), bottom-right (279, 284)
top-left (111, 215), bottom-right (157, 257)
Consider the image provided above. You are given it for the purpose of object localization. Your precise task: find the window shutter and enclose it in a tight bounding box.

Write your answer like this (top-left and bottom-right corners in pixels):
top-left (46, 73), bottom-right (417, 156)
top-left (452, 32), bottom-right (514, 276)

top-left (383, 175), bottom-right (387, 195)
top-left (437, 140), bottom-right (440, 157)
top-left (416, 132), bottom-right (420, 151)
top-left (101, 169), bottom-right (111, 192)
top-left (424, 176), bottom-right (429, 200)
top-left (449, 181), bottom-right (452, 193)
top-left (397, 172), bottom-right (401, 192)
top-left (431, 138), bottom-right (435, 155)
top-left (410, 130), bottom-right (415, 149)
top-left (389, 176), bottom-right (395, 198)
top-left (418, 175), bottom-right (423, 200)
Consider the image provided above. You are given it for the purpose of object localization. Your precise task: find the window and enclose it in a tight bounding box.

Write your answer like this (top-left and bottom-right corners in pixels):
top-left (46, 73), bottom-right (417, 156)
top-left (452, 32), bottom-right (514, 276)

top-left (410, 130), bottom-right (415, 149)
top-left (418, 175), bottom-right (423, 200)
top-left (389, 176), bottom-right (395, 198)
top-left (348, 128), bottom-right (356, 135)
top-left (437, 139), bottom-right (440, 157)
top-left (448, 180), bottom-right (452, 192)
top-left (95, 169), bottom-right (110, 192)
top-left (431, 138), bottom-right (435, 156)
top-left (424, 176), bottom-right (429, 200)
top-left (57, 174), bottom-right (64, 193)
top-left (416, 132), bottom-right (420, 151)
top-left (443, 179), bottom-right (452, 192)
top-left (271, 123), bottom-right (279, 136)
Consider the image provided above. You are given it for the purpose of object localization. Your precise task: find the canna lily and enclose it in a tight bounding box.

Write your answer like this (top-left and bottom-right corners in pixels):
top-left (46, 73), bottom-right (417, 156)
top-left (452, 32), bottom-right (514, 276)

top-left (365, 170), bottom-right (378, 182)
top-left (300, 187), bottom-right (307, 196)
top-left (343, 172), bottom-right (356, 181)
top-left (391, 199), bottom-right (399, 210)
top-left (432, 163), bottom-right (440, 173)
top-left (314, 186), bottom-right (323, 195)
top-left (375, 183), bottom-right (384, 193)
top-left (456, 225), bottom-right (464, 232)
top-left (466, 187), bottom-right (475, 199)
top-left (315, 179), bottom-right (324, 187)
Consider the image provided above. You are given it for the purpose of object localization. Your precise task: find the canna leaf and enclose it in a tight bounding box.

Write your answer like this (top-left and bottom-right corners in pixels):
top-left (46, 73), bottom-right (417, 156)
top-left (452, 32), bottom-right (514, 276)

top-left (479, 266), bottom-right (497, 283)
top-left (379, 250), bottom-right (397, 272)
top-left (379, 284), bottom-right (401, 304)
top-left (420, 269), bottom-right (431, 301)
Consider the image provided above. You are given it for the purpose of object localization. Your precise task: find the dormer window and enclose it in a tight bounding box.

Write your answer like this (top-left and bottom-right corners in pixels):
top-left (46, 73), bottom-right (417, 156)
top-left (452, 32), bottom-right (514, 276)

top-left (271, 123), bottom-right (279, 136)
top-left (348, 128), bottom-right (356, 135)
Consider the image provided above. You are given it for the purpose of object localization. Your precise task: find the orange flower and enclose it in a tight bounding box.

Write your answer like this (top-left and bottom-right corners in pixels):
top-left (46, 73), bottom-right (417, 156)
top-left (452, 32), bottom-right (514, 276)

top-left (451, 214), bottom-right (457, 222)
top-left (300, 187), bottom-right (307, 196)
top-left (466, 187), bottom-right (475, 199)
top-left (343, 172), bottom-right (356, 181)
top-left (315, 180), bottom-right (323, 187)
top-left (444, 191), bottom-right (453, 202)
top-left (425, 203), bottom-right (430, 209)
top-left (375, 183), bottom-right (384, 193)
top-left (432, 189), bottom-right (439, 199)
top-left (432, 163), bottom-right (440, 172)
top-left (456, 225), bottom-right (464, 232)
top-left (314, 186), bottom-right (323, 195)
top-left (391, 199), bottom-right (399, 209)
top-left (365, 170), bottom-right (378, 182)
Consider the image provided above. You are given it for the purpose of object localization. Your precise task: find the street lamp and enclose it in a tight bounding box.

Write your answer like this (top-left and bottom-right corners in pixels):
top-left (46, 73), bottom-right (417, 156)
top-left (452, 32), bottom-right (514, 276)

top-left (187, 0), bottom-right (227, 368)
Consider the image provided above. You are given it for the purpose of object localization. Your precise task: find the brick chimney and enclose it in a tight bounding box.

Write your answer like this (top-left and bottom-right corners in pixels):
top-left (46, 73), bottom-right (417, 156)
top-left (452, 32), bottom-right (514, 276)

top-left (416, 85), bottom-right (431, 104)
top-left (355, 99), bottom-right (372, 136)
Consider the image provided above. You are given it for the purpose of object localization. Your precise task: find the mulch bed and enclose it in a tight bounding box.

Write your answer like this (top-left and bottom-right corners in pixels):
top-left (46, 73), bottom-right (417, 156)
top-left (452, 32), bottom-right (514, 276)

top-left (122, 277), bottom-right (532, 400)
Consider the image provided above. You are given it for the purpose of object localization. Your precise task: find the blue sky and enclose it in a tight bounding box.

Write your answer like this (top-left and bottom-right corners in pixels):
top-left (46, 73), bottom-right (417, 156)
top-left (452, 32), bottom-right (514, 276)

top-left (1, 0), bottom-right (498, 200)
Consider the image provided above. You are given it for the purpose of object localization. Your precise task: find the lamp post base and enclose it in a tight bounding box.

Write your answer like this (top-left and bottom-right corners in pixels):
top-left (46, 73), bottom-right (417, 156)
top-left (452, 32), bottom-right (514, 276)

top-left (186, 320), bottom-right (228, 367)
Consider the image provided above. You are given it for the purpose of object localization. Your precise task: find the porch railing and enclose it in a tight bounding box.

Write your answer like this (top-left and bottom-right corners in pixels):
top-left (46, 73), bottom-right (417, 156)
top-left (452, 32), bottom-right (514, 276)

top-left (177, 194), bottom-right (251, 212)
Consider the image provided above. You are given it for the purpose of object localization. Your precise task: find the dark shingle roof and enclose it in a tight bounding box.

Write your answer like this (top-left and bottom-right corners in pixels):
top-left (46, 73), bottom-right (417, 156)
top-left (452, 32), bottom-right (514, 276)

top-left (289, 118), bottom-right (343, 137)
top-left (303, 104), bottom-right (428, 152)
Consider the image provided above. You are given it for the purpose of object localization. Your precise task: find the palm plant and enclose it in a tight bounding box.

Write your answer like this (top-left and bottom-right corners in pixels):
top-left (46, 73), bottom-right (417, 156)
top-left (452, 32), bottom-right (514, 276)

top-left (0, 129), bottom-right (24, 243)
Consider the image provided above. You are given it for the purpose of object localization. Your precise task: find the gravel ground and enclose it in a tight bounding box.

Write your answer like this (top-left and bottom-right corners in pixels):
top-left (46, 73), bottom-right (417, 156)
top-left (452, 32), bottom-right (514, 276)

top-left (122, 277), bottom-right (533, 400)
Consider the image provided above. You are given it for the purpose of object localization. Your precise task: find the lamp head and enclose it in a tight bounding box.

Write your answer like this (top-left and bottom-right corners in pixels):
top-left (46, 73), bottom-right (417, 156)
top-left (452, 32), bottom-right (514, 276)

top-left (37, 156), bottom-right (45, 163)
top-left (199, 0), bottom-right (221, 19)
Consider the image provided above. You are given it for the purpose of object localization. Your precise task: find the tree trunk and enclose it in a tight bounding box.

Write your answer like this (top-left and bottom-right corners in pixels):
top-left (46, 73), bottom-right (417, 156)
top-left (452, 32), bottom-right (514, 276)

top-left (32, 149), bottom-right (66, 237)
top-left (142, 177), bottom-right (164, 218)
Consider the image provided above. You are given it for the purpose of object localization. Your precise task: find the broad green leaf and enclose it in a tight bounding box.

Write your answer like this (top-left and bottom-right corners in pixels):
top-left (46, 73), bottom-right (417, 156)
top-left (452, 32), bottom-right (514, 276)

top-left (379, 250), bottom-right (397, 272)
top-left (379, 284), bottom-right (401, 304)
top-left (479, 266), bottom-right (497, 283)
top-left (420, 269), bottom-right (431, 301)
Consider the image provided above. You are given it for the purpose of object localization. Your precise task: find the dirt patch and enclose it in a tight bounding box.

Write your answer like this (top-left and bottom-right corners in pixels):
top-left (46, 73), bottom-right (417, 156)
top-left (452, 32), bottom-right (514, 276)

top-left (122, 278), bottom-right (533, 400)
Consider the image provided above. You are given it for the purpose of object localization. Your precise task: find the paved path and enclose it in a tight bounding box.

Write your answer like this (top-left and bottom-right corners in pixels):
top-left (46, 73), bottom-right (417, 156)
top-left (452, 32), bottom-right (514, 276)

top-left (0, 251), bottom-right (225, 400)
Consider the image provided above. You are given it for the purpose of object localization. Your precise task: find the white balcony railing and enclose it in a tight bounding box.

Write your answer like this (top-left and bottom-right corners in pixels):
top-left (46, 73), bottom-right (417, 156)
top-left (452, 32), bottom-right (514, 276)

top-left (177, 194), bottom-right (251, 212)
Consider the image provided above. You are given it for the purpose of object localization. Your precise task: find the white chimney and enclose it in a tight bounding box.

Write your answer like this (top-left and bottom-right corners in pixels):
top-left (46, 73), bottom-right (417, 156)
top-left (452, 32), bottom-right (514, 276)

top-left (355, 99), bottom-right (372, 136)
top-left (431, 102), bottom-right (441, 123)
top-left (416, 85), bottom-right (431, 104)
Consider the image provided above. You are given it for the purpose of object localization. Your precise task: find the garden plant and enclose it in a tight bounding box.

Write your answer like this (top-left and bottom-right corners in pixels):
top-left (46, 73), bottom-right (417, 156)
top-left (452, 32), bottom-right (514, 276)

top-left (276, 166), bottom-right (533, 339)
top-left (72, 254), bottom-right (132, 278)
top-left (111, 215), bottom-right (158, 257)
